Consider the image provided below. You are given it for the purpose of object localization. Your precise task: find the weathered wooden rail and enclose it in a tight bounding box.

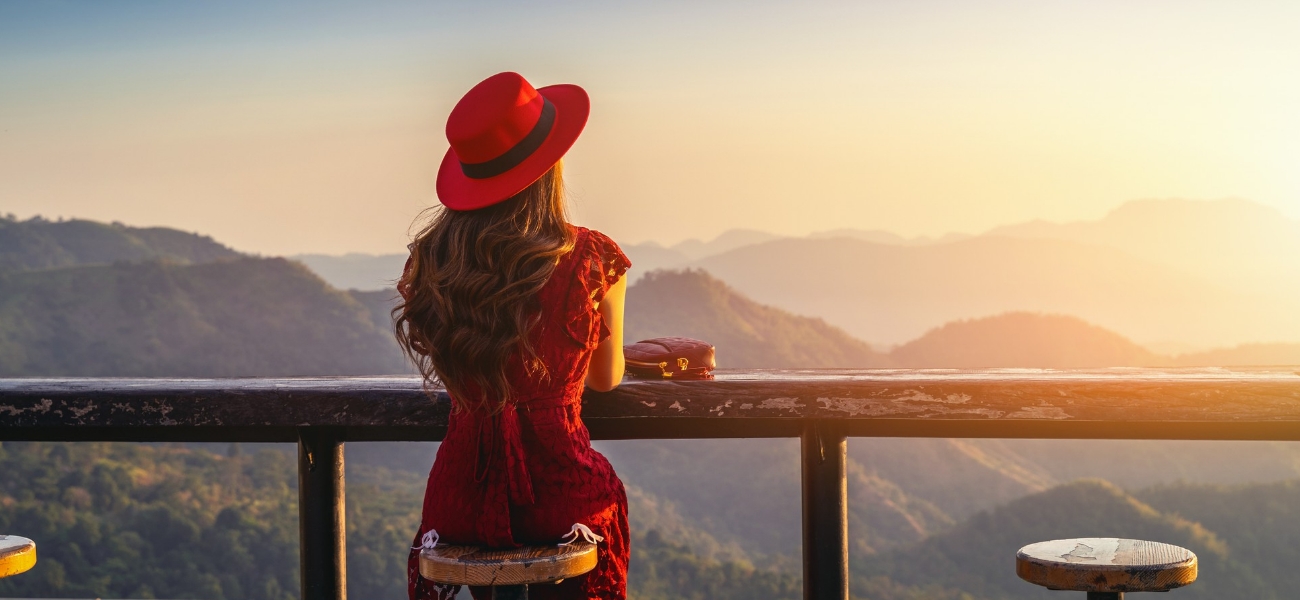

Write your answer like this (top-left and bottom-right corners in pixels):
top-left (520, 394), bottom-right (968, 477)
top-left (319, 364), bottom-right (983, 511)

top-left (3, 368), bottom-right (1300, 600)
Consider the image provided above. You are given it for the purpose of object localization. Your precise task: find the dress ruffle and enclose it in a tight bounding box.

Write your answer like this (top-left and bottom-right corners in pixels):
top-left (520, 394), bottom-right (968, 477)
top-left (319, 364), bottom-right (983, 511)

top-left (565, 229), bottom-right (633, 346)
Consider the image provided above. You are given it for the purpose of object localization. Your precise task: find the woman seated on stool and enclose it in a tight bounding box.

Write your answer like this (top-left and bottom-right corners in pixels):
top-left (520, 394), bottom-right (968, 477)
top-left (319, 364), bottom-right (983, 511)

top-left (395, 72), bottom-right (631, 600)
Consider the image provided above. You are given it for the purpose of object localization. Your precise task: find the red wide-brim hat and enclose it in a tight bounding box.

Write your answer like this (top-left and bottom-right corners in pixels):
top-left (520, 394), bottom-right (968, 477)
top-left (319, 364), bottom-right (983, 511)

top-left (436, 73), bottom-right (590, 211)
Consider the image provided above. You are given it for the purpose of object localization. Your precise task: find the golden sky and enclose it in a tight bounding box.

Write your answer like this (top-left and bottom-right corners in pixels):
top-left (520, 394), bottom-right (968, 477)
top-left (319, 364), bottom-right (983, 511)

top-left (3, 0), bottom-right (1299, 254)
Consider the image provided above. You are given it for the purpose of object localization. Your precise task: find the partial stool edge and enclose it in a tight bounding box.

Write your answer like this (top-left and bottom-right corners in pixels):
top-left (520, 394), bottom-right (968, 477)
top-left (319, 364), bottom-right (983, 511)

top-left (0, 536), bottom-right (37, 579)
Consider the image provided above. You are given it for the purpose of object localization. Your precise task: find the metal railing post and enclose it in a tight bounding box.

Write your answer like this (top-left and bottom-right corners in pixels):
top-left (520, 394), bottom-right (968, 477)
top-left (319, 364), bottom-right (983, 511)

top-left (298, 428), bottom-right (346, 600)
top-left (801, 420), bottom-right (848, 600)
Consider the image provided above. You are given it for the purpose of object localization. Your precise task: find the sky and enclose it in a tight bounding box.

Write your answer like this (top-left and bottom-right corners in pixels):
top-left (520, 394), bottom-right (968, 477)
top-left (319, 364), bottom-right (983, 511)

top-left (3, 0), bottom-right (1300, 255)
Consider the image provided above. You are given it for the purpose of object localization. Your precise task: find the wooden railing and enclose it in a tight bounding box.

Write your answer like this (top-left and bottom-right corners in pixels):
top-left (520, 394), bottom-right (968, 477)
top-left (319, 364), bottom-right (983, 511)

top-left (3, 368), bottom-right (1300, 600)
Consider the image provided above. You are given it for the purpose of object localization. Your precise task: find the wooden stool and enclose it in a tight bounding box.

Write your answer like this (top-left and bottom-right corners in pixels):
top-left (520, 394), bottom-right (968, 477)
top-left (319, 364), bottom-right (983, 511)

top-left (419, 543), bottom-right (598, 600)
top-left (0, 536), bottom-right (36, 579)
top-left (1016, 538), bottom-right (1197, 599)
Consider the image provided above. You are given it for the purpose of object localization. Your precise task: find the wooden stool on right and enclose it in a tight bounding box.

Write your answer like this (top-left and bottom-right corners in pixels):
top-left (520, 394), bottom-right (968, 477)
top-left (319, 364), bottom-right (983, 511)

top-left (0, 535), bottom-right (36, 579)
top-left (1017, 538), bottom-right (1197, 600)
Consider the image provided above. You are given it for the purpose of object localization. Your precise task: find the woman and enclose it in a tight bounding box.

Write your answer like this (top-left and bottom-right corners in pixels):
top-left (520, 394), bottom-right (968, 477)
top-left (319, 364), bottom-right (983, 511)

top-left (395, 72), bottom-right (631, 600)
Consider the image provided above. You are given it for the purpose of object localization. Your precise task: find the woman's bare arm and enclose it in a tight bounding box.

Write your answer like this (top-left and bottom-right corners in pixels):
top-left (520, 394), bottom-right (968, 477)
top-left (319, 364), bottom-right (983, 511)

top-left (585, 274), bottom-right (627, 392)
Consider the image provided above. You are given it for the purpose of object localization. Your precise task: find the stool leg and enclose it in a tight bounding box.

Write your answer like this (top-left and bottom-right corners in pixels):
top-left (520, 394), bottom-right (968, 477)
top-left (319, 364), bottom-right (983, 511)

top-left (491, 585), bottom-right (527, 600)
top-left (1087, 593), bottom-right (1123, 600)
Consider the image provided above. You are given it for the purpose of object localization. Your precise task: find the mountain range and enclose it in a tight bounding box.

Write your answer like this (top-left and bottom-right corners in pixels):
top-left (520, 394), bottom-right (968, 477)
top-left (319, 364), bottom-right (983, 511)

top-left (6, 214), bottom-right (1297, 378)
top-left (0, 215), bottom-right (239, 272)
top-left (292, 252), bottom-right (408, 292)
top-left (297, 198), bottom-right (1300, 351)
top-left (691, 230), bottom-right (1299, 349)
top-left (625, 270), bottom-right (891, 368)
top-left (0, 216), bottom-right (405, 377)
top-left (634, 273), bottom-right (1300, 368)
top-left (0, 258), bottom-right (406, 377)
top-left (986, 198), bottom-right (1300, 297)
top-left (5, 213), bottom-right (1300, 598)
top-left (625, 228), bottom-right (971, 281)
top-left (891, 311), bottom-right (1158, 368)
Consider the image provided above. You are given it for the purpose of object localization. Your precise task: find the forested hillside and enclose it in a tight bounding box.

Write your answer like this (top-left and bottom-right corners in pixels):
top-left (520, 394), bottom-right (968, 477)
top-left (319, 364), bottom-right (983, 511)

top-left (0, 215), bottom-right (239, 272)
top-left (0, 442), bottom-right (301, 600)
top-left (1135, 480), bottom-right (1300, 594)
top-left (8, 442), bottom-right (1300, 600)
top-left (0, 258), bottom-right (406, 376)
top-left (0, 442), bottom-right (802, 600)
top-left (858, 480), bottom-right (1286, 599)
top-left (0, 217), bottom-right (405, 376)
top-left (625, 269), bottom-right (892, 368)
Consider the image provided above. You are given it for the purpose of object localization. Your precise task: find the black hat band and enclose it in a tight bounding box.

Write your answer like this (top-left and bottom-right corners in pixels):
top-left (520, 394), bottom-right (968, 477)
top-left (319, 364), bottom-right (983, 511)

top-left (459, 98), bottom-right (556, 180)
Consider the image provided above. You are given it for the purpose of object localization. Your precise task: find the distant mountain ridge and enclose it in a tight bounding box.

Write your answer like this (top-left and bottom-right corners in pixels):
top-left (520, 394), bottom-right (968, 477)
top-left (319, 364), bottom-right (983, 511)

top-left (623, 198), bottom-right (1300, 286)
top-left (624, 273), bottom-right (1261, 369)
top-left (893, 312), bottom-right (1159, 368)
top-left (623, 228), bottom-right (969, 282)
top-left (807, 228), bottom-right (970, 246)
top-left (1174, 343), bottom-right (1300, 367)
top-left (692, 233), bottom-right (1300, 348)
top-left (0, 217), bottom-right (411, 377)
top-left (296, 199), bottom-right (1300, 349)
top-left (0, 258), bottom-right (406, 377)
top-left (6, 214), bottom-right (1296, 377)
top-left (621, 229), bottom-right (778, 283)
top-left (620, 198), bottom-right (1300, 348)
top-left (666, 229), bottom-right (783, 260)
top-left (986, 198), bottom-right (1300, 296)
top-left (626, 270), bottom-right (891, 368)
top-left (291, 252), bottom-right (407, 291)
top-left (0, 215), bottom-right (240, 272)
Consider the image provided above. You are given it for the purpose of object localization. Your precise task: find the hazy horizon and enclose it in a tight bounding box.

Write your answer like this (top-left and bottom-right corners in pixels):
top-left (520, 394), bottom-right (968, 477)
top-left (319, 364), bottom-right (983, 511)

top-left (6, 1), bottom-right (1300, 254)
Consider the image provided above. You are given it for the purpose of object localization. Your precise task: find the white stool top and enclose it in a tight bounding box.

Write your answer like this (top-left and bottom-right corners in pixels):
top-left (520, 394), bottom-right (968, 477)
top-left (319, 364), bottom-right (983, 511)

top-left (1016, 538), bottom-right (1197, 593)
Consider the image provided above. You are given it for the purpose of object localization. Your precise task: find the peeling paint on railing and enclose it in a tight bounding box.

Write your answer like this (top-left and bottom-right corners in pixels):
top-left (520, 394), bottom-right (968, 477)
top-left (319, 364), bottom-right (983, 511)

top-left (1, 368), bottom-right (1299, 442)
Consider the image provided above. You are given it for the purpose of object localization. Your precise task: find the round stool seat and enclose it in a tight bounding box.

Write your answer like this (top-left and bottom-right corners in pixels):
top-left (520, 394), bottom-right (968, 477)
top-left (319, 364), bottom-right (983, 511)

top-left (1017, 538), bottom-right (1197, 593)
top-left (0, 535), bottom-right (36, 579)
top-left (419, 543), bottom-right (598, 587)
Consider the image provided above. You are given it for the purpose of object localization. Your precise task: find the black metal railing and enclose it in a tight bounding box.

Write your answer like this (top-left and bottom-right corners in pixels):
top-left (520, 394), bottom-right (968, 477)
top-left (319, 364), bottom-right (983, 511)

top-left (4, 368), bottom-right (1300, 600)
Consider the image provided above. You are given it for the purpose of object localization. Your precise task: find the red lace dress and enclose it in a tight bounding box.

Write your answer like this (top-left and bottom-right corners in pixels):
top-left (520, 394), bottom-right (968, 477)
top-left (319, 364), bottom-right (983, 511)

top-left (402, 227), bottom-right (632, 600)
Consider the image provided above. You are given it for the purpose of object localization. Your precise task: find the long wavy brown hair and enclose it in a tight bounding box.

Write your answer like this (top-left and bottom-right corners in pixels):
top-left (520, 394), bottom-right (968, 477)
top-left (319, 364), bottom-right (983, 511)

top-left (394, 163), bottom-right (575, 411)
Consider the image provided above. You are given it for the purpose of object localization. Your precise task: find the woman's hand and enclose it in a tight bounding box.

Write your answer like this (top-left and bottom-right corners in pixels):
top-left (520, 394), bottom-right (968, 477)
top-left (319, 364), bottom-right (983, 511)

top-left (585, 274), bottom-right (627, 392)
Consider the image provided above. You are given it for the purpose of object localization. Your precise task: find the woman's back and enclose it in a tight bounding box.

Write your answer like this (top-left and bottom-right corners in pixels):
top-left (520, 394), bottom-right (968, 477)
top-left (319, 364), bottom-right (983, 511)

top-left (405, 226), bottom-right (631, 600)
top-left (457, 225), bottom-right (629, 401)
top-left (398, 71), bottom-right (631, 600)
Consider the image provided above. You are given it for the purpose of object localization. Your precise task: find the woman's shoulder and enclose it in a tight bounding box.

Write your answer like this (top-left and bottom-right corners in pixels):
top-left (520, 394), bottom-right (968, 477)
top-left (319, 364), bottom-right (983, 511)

top-left (571, 226), bottom-right (623, 253)
top-left (559, 226), bottom-right (630, 298)
top-left (569, 227), bottom-right (629, 269)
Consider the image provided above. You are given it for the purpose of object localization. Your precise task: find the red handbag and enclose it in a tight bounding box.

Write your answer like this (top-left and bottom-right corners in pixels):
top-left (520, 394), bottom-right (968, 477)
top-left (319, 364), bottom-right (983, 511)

top-left (623, 337), bottom-right (716, 380)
